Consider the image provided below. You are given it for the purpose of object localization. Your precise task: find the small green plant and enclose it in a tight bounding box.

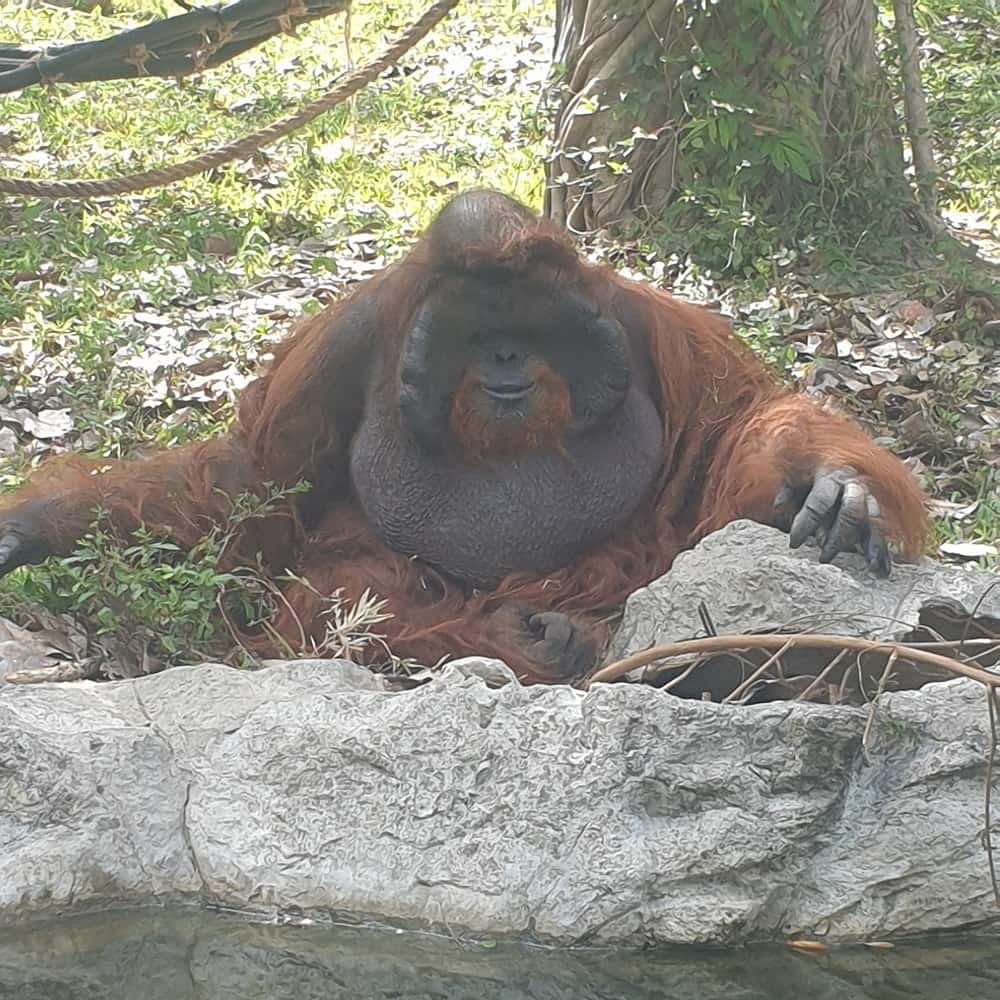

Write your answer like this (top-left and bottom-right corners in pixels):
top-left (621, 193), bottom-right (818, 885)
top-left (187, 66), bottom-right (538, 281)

top-left (7, 527), bottom-right (240, 659)
top-left (874, 713), bottom-right (920, 752)
top-left (628, 0), bottom-right (829, 273)
top-left (902, 0), bottom-right (1000, 222)
top-left (0, 482), bottom-right (306, 666)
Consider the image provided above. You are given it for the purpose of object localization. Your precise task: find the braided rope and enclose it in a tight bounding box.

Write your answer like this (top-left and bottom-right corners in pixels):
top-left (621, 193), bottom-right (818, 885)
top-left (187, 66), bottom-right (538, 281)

top-left (0, 0), bottom-right (460, 200)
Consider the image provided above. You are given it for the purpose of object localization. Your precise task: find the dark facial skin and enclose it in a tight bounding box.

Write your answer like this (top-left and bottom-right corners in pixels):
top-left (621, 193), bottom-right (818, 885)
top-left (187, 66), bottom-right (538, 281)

top-left (350, 276), bottom-right (664, 589)
top-left (397, 275), bottom-right (633, 453)
top-left (476, 340), bottom-right (534, 403)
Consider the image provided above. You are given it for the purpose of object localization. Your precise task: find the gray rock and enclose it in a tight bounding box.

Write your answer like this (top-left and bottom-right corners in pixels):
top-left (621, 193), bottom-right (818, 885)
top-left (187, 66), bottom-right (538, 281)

top-left (2, 655), bottom-right (999, 943)
top-left (2, 524), bottom-right (999, 944)
top-left (611, 519), bottom-right (1000, 659)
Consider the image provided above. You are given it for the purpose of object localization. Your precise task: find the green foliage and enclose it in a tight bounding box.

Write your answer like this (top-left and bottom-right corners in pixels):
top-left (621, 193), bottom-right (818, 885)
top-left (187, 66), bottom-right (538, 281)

top-left (0, 0), bottom-right (995, 630)
top-left (0, 0), bottom-right (551, 460)
top-left (549, 0), bottom-right (834, 272)
top-left (733, 316), bottom-right (799, 373)
top-left (676, 0), bottom-right (819, 188)
top-left (0, 0), bottom-right (554, 656)
top-left (666, 186), bottom-right (780, 276)
top-left (909, 0), bottom-right (1000, 221)
top-left (648, 0), bottom-right (830, 271)
top-left (571, 0), bottom-right (997, 278)
top-left (929, 465), bottom-right (1000, 570)
top-left (3, 526), bottom-right (235, 659)
top-left (0, 483), bottom-right (305, 664)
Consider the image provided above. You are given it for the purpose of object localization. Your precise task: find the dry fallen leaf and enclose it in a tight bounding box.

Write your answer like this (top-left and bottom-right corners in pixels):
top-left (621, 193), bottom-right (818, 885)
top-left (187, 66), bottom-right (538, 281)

top-left (927, 498), bottom-right (980, 520)
top-left (0, 426), bottom-right (17, 455)
top-left (785, 939), bottom-right (829, 955)
top-left (939, 541), bottom-right (999, 560)
top-left (896, 299), bottom-right (931, 324)
top-left (23, 408), bottom-right (73, 440)
top-left (0, 616), bottom-right (67, 683)
top-left (203, 235), bottom-right (235, 257)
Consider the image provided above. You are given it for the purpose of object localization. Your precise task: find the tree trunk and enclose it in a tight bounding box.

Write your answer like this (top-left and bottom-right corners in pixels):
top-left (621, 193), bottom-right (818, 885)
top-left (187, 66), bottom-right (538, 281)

top-left (546, 0), bottom-right (923, 245)
top-left (891, 0), bottom-right (939, 217)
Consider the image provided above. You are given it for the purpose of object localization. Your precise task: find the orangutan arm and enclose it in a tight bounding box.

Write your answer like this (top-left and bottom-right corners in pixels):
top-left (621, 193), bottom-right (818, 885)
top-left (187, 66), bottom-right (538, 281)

top-left (0, 434), bottom-right (277, 576)
top-left (0, 280), bottom-right (384, 578)
top-left (615, 281), bottom-right (928, 575)
top-left (697, 395), bottom-right (928, 574)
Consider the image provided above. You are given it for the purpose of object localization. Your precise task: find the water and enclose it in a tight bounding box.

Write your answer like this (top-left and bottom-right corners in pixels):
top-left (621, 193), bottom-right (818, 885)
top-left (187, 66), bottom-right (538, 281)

top-left (0, 909), bottom-right (997, 1000)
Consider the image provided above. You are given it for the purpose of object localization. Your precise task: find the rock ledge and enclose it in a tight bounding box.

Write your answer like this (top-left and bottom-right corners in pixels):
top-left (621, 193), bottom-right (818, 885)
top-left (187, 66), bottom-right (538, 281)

top-left (2, 522), bottom-right (999, 945)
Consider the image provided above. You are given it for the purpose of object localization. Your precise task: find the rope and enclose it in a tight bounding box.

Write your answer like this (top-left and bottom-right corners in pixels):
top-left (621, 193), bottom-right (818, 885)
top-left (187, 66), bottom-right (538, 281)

top-left (0, 0), bottom-right (460, 200)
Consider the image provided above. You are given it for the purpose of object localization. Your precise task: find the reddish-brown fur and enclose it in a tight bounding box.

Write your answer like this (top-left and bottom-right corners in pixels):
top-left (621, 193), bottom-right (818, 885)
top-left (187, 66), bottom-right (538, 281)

top-left (449, 360), bottom-right (572, 461)
top-left (1, 204), bottom-right (929, 682)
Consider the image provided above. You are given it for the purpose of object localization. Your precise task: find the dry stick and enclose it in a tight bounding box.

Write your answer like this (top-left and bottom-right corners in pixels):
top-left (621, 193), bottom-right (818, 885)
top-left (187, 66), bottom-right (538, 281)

top-left (856, 644), bottom-right (874, 703)
top-left (795, 648), bottom-right (851, 703)
top-left (659, 658), bottom-right (702, 693)
top-left (861, 649), bottom-right (900, 763)
top-left (5, 658), bottom-right (99, 685)
top-left (588, 633), bottom-right (1000, 690)
top-left (722, 638), bottom-right (795, 704)
top-left (909, 638), bottom-right (1000, 651)
top-left (0, 0), bottom-right (460, 199)
top-left (960, 580), bottom-right (1000, 653)
top-left (986, 687), bottom-right (1000, 906)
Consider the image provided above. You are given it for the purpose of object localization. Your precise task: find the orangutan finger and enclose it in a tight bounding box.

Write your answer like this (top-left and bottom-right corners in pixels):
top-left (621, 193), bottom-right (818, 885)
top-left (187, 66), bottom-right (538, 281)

top-left (789, 475), bottom-right (843, 548)
top-left (529, 612), bottom-right (573, 650)
top-left (862, 495), bottom-right (892, 577)
top-left (820, 479), bottom-right (867, 563)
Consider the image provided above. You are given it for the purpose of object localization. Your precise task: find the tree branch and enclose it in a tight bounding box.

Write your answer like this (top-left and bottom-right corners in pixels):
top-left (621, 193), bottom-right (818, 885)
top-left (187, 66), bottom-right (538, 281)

top-left (0, 0), bottom-right (349, 95)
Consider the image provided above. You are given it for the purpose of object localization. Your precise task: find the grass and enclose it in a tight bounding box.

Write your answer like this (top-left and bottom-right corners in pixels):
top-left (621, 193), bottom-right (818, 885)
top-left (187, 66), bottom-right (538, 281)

top-left (914, 0), bottom-right (1000, 222)
top-left (0, 0), bottom-right (997, 662)
top-left (0, 0), bottom-right (554, 660)
top-left (929, 466), bottom-right (1000, 570)
top-left (0, 0), bottom-right (552, 471)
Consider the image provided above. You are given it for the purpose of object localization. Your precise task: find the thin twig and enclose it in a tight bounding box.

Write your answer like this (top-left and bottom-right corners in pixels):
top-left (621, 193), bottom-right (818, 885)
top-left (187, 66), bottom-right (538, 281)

top-left (660, 658), bottom-right (702, 692)
top-left (908, 638), bottom-right (1000, 650)
top-left (723, 638), bottom-right (795, 704)
top-left (986, 688), bottom-right (1000, 906)
top-left (218, 570), bottom-right (304, 657)
top-left (861, 650), bottom-right (900, 763)
top-left (960, 581), bottom-right (1000, 653)
top-left (697, 600), bottom-right (717, 637)
top-left (795, 648), bottom-right (851, 703)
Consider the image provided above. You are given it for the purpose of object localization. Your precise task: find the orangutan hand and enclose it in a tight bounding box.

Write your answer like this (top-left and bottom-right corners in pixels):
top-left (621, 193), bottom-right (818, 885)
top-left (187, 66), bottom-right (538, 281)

top-left (775, 465), bottom-right (891, 577)
top-left (0, 502), bottom-right (53, 578)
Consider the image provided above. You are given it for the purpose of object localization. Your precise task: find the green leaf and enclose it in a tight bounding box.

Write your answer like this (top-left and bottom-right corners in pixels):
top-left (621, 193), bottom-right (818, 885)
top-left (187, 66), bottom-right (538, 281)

top-left (783, 145), bottom-right (812, 181)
